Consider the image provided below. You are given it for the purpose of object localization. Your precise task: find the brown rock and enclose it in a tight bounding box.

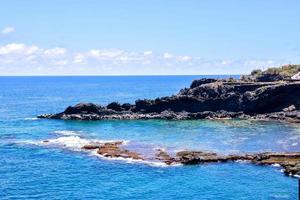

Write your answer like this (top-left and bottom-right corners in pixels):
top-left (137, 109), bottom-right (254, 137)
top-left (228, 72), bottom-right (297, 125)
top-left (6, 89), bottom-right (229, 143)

top-left (82, 143), bottom-right (102, 150)
top-left (96, 142), bottom-right (143, 160)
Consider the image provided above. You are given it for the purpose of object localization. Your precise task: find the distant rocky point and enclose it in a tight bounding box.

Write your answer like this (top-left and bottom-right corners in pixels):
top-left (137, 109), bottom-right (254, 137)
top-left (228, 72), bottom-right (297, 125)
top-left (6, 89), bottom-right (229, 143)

top-left (241, 64), bottom-right (300, 82)
top-left (38, 65), bottom-right (300, 123)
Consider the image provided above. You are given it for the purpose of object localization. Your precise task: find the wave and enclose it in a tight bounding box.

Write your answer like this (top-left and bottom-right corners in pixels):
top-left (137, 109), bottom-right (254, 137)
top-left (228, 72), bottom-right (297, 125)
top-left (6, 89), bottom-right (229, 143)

top-left (271, 163), bottom-right (281, 167)
top-left (28, 136), bottom-right (125, 151)
top-left (89, 150), bottom-right (178, 167)
top-left (19, 135), bottom-right (173, 167)
top-left (23, 117), bottom-right (39, 121)
top-left (53, 130), bottom-right (81, 136)
top-left (21, 135), bottom-right (128, 151)
top-left (17, 136), bottom-right (88, 151)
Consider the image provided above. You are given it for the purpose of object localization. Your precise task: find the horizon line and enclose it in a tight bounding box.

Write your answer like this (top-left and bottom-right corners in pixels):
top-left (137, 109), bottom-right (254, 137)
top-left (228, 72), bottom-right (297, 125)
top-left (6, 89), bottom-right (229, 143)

top-left (0, 74), bottom-right (242, 77)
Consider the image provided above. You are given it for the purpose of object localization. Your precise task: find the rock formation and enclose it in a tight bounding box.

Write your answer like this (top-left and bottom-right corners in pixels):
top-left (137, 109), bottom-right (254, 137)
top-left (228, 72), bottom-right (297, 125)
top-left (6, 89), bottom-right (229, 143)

top-left (81, 141), bottom-right (300, 176)
top-left (82, 141), bottom-right (142, 160)
top-left (38, 78), bottom-right (300, 123)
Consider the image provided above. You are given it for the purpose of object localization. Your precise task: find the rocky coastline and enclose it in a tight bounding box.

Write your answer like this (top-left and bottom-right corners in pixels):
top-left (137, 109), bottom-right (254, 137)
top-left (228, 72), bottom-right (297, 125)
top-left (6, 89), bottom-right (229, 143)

top-left (79, 140), bottom-right (300, 177)
top-left (37, 66), bottom-right (300, 177)
top-left (38, 78), bottom-right (300, 123)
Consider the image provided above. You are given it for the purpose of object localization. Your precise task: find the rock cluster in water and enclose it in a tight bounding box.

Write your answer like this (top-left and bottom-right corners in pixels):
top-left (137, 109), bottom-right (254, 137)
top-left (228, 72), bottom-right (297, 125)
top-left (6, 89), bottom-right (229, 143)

top-left (38, 78), bottom-right (300, 123)
top-left (83, 141), bottom-right (142, 160)
top-left (81, 141), bottom-right (300, 176)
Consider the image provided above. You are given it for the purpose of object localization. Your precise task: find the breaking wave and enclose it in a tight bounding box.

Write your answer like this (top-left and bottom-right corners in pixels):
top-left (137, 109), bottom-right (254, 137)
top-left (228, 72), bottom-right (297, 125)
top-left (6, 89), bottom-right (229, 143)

top-left (18, 134), bottom-right (174, 167)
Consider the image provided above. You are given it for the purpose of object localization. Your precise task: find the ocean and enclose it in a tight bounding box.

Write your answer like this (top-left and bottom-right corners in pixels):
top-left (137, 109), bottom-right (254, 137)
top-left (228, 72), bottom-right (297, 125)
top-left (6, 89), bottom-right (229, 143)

top-left (0, 76), bottom-right (299, 199)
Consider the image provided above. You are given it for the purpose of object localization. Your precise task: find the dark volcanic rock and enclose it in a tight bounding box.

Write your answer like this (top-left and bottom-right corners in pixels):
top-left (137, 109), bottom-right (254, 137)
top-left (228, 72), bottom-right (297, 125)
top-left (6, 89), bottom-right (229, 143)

top-left (38, 77), bottom-right (300, 122)
top-left (64, 103), bottom-right (104, 114)
top-left (107, 102), bottom-right (123, 111)
top-left (189, 78), bottom-right (218, 88)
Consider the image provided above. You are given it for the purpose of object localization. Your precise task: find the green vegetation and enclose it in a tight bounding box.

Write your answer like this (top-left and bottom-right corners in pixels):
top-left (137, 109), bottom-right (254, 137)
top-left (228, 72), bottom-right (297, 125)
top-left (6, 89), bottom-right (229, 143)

top-left (242, 64), bottom-right (300, 82)
top-left (251, 64), bottom-right (300, 77)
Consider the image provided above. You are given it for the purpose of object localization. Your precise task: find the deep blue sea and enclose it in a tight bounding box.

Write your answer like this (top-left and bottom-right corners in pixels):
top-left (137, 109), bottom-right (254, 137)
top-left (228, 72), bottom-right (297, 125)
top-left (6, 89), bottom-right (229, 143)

top-left (0, 76), bottom-right (299, 200)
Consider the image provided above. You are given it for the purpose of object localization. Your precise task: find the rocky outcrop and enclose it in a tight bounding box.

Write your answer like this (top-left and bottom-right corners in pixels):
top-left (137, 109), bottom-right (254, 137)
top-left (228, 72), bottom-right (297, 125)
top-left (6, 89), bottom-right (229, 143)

top-left (173, 151), bottom-right (300, 176)
top-left (82, 141), bottom-right (142, 160)
top-left (152, 149), bottom-right (300, 176)
top-left (38, 79), bottom-right (300, 123)
top-left (292, 72), bottom-right (300, 80)
top-left (81, 141), bottom-right (300, 176)
top-left (241, 64), bottom-right (300, 82)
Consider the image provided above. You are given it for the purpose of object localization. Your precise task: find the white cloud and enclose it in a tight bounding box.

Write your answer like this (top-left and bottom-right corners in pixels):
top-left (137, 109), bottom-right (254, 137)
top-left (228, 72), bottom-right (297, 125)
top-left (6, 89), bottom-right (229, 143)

top-left (143, 51), bottom-right (153, 56)
top-left (177, 56), bottom-right (192, 62)
top-left (53, 60), bottom-right (69, 65)
top-left (0, 42), bottom-right (297, 75)
top-left (163, 52), bottom-right (174, 59)
top-left (73, 53), bottom-right (86, 64)
top-left (43, 47), bottom-right (66, 57)
top-left (0, 43), bottom-right (39, 55)
top-left (88, 49), bottom-right (124, 60)
top-left (1, 26), bottom-right (15, 35)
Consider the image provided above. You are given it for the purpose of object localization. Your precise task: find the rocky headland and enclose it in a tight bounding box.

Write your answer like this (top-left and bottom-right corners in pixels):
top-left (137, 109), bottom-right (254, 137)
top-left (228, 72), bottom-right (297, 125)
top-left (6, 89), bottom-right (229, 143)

top-left (38, 65), bottom-right (300, 123)
top-left (37, 65), bottom-right (300, 177)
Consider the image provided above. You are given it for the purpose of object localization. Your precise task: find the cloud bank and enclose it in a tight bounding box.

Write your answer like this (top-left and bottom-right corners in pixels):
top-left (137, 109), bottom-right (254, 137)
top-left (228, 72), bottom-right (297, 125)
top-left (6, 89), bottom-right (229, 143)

top-left (0, 43), bottom-right (295, 75)
top-left (1, 27), bottom-right (15, 35)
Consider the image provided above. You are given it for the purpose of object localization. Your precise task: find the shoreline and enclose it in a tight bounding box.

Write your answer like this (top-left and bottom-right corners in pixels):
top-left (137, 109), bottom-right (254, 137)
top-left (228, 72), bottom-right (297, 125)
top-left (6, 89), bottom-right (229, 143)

top-left (22, 136), bottom-right (300, 177)
top-left (38, 79), bottom-right (300, 123)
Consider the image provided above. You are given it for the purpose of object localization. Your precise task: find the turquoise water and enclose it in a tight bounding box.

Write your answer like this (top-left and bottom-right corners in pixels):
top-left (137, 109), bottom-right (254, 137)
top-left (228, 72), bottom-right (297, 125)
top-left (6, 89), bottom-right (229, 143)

top-left (0, 76), bottom-right (299, 199)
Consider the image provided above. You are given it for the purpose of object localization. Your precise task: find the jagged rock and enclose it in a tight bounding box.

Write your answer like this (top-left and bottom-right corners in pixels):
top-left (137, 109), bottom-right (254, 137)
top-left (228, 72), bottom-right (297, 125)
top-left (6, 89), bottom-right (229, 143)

top-left (292, 72), bottom-right (300, 80)
top-left (107, 102), bottom-right (123, 111)
top-left (64, 103), bottom-right (104, 115)
top-left (283, 105), bottom-right (296, 112)
top-left (38, 75), bottom-right (300, 123)
top-left (189, 78), bottom-right (218, 88)
top-left (121, 103), bottom-right (132, 111)
top-left (284, 163), bottom-right (300, 176)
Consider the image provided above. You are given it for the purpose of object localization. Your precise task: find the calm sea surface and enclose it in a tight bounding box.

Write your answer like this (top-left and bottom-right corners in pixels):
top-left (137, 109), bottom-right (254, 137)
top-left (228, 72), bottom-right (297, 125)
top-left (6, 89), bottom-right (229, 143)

top-left (0, 76), bottom-right (299, 199)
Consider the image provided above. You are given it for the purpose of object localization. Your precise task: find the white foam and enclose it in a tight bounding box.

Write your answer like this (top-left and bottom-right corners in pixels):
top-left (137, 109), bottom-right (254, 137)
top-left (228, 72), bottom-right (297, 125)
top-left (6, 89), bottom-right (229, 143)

top-left (53, 130), bottom-right (80, 136)
top-left (271, 163), bottom-right (281, 167)
top-left (23, 117), bottom-right (39, 121)
top-left (36, 136), bottom-right (90, 151)
top-left (234, 160), bottom-right (251, 163)
top-left (20, 136), bottom-right (175, 168)
top-left (153, 147), bottom-right (166, 151)
top-left (89, 150), bottom-right (176, 167)
top-left (23, 135), bottom-right (129, 152)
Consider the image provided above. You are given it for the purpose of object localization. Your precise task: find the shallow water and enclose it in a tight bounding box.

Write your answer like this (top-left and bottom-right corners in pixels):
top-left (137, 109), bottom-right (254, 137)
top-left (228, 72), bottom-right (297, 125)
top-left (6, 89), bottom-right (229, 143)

top-left (0, 76), bottom-right (299, 199)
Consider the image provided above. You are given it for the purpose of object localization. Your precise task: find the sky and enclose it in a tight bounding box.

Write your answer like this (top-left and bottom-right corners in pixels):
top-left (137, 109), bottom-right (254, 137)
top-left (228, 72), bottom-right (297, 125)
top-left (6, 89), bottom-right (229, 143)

top-left (0, 0), bottom-right (300, 75)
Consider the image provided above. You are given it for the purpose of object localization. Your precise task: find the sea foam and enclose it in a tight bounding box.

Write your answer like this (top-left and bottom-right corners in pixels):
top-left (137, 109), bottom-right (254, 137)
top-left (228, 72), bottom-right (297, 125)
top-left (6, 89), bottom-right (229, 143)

top-left (53, 130), bottom-right (81, 136)
top-left (21, 135), bottom-right (172, 167)
top-left (23, 117), bottom-right (39, 121)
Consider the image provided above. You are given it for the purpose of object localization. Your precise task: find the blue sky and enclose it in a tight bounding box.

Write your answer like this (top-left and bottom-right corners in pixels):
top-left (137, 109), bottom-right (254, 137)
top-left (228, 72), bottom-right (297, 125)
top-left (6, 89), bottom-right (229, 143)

top-left (0, 0), bottom-right (300, 75)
